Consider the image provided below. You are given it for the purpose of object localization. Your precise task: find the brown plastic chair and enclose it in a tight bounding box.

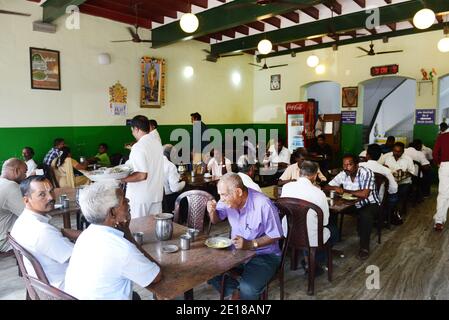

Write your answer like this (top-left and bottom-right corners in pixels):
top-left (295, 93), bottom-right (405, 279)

top-left (274, 197), bottom-right (333, 296)
top-left (7, 233), bottom-right (50, 300)
top-left (173, 190), bottom-right (215, 233)
top-left (27, 276), bottom-right (77, 300)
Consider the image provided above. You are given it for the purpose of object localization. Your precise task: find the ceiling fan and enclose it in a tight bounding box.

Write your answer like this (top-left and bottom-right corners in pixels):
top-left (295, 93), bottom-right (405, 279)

top-left (249, 59), bottom-right (288, 70)
top-left (202, 49), bottom-right (244, 62)
top-left (0, 9), bottom-right (31, 17)
top-left (357, 41), bottom-right (403, 57)
top-left (111, 3), bottom-right (151, 43)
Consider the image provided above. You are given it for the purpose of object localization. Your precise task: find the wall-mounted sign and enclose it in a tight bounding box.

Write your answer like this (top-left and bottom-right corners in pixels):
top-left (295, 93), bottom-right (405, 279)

top-left (341, 111), bottom-right (357, 124)
top-left (415, 109), bottom-right (435, 125)
top-left (371, 64), bottom-right (399, 77)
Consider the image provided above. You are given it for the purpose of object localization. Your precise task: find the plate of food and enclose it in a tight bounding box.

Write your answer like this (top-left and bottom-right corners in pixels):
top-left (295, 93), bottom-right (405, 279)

top-left (83, 165), bottom-right (132, 181)
top-left (161, 244), bottom-right (179, 254)
top-left (203, 172), bottom-right (212, 178)
top-left (205, 237), bottom-right (232, 249)
top-left (341, 193), bottom-right (358, 201)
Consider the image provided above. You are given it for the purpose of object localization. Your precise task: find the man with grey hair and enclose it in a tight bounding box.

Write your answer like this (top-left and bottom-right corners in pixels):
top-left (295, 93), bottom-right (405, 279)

top-left (162, 144), bottom-right (186, 213)
top-left (281, 161), bottom-right (335, 273)
top-left (0, 158), bottom-right (27, 252)
top-left (64, 181), bottom-right (161, 300)
top-left (207, 173), bottom-right (282, 300)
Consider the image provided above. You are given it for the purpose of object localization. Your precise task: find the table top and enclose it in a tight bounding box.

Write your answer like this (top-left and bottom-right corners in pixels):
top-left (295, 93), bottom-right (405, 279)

top-left (50, 187), bottom-right (80, 218)
top-left (180, 172), bottom-right (221, 188)
top-left (130, 216), bottom-right (255, 300)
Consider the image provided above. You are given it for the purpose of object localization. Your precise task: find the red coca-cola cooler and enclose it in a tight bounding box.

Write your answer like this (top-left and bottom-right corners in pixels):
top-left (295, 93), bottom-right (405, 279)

top-left (285, 100), bottom-right (318, 152)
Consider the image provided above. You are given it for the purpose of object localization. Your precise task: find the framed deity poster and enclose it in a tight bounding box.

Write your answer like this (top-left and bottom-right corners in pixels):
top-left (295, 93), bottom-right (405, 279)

top-left (270, 74), bottom-right (281, 90)
top-left (30, 47), bottom-right (61, 90)
top-left (140, 57), bottom-right (165, 108)
top-left (342, 86), bottom-right (358, 108)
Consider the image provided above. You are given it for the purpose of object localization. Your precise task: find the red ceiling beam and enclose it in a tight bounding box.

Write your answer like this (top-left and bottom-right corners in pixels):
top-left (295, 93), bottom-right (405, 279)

top-left (353, 0), bottom-right (366, 8)
top-left (386, 23), bottom-right (396, 31)
top-left (222, 29), bottom-right (236, 38)
top-left (235, 25), bottom-right (250, 35)
top-left (384, 0), bottom-right (392, 3)
top-left (323, 1), bottom-right (342, 15)
top-left (309, 37), bottom-right (322, 44)
top-left (281, 12), bottom-right (299, 23)
top-left (301, 7), bottom-right (319, 20)
top-left (246, 21), bottom-right (265, 32)
top-left (278, 42), bottom-right (291, 50)
top-left (147, 0), bottom-right (190, 13)
top-left (196, 36), bottom-right (210, 44)
top-left (209, 33), bottom-right (223, 41)
top-left (190, 0), bottom-right (208, 9)
top-left (107, 0), bottom-right (178, 19)
top-left (262, 16), bottom-right (281, 28)
top-left (294, 40), bottom-right (305, 47)
top-left (80, 3), bottom-right (152, 27)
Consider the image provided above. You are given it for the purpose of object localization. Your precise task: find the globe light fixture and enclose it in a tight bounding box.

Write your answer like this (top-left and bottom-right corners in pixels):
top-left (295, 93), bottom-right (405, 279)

top-left (183, 66), bottom-right (194, 78)
top-left (413, 8), bottom-right (435, 30)
top-left (315, 64), bottom-right (326, 75)
top-left (257, 39), bottom-right (272, 55)
top-left (231, 71), bottom-right (241, 86)
top-left (306, 55), bottom-right (319, 68)
top-left (438, 37), bottom-right (449, 53)
top-left (180, 13), bottom-right (199, 33)
top-left (98, 53), bottom-right (111, 65)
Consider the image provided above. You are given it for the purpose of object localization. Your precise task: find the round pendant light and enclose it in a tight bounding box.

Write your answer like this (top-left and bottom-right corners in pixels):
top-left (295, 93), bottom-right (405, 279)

top-left (306, 55), bottom-right (319, 68)
top-left (180, 13), bottom-right (199, 33)
top-left (257, 39), bottom-right (272, 55)
top-left (413, 8), bottom-right (435, 30)
top-left (438, 37), bottom-right (449, 53)
top-left (315, 64), bottom-right (326, 75)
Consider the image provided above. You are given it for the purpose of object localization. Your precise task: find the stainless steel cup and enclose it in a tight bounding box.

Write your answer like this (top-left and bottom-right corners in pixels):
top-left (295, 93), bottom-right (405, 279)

top-left (133, 232), bottom-right (144, 245)
top-left (180, 234), bottom-right (191, 250)
top-left (63, 199), bottom-right (70, 209)
top-left (187, 228), bottom-right (199, 242)
top-left (330, 191), bottom-right (336, 199)
top-left (59, 194), bottom-right (67, 204)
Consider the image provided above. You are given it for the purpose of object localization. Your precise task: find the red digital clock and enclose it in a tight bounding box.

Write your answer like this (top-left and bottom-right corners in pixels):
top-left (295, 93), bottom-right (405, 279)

top-left (371, 64), bottom-right (399, 76)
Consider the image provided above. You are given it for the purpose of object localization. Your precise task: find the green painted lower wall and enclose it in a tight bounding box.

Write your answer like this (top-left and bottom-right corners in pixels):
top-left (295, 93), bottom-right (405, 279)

top-left (1, 123), bottom-right (433, 167)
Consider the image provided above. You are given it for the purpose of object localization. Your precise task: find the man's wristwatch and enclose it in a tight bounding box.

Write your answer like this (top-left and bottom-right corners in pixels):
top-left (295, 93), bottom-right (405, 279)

top-left (252, 240), bottom-right (258, 249)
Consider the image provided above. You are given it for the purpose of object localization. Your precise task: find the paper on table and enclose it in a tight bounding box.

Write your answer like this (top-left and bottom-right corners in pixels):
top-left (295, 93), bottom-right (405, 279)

top-left (324, 121), bottom-right (333, 134)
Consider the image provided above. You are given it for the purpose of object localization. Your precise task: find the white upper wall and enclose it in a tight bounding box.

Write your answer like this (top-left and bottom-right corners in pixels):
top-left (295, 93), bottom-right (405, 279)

top-left (0, 0), bottom-right (253, 127)
top-left (253, 31), bottom-right (449, 124)
top-left (305, 81), bottom-right (341, 114)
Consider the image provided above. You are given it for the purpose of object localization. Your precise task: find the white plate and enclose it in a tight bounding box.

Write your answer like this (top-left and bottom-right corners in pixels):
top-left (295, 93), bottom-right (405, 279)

top-left (205, 237), bottom-right (232, 249)
top-left (204, 173), bottom-right (212, 178)
top-left (342, 193), bottom-right (358, 201)
top-left (161, 245), bottom-right (179, 253)
top-left (54, 204), bottom-right (63, 209)
top-left (83, 165), bottom-right (132, 181)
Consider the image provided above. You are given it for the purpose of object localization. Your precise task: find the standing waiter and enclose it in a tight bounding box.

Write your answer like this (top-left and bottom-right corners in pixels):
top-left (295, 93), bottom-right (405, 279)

top-left (121, 115), bottom-right (164, 218)
top-left (433, 125), bottom-right (449, 231)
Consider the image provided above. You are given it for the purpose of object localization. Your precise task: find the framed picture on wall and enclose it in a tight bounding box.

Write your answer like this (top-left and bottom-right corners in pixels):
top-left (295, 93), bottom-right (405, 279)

top-left (140, 56), bottom-right (166, 108)
top-left (342, 86), bottom-right (358, 108)
top-left (30, 47), bottom-right (61, 90)
top-left (270, 74), bottom-right (281, 90)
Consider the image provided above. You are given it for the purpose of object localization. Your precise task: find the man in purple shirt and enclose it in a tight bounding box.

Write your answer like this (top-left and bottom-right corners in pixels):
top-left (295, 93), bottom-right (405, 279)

top-left (207, 173), bottom-right (282, 300)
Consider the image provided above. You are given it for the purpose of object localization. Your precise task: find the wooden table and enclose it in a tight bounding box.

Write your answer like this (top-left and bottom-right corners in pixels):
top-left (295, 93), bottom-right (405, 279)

top-left (130, 216), bottom-right (256, 300)
top-left (180, 172), bottom-right (220, 189)
top-left (50, 187), bottom-right (80, 229)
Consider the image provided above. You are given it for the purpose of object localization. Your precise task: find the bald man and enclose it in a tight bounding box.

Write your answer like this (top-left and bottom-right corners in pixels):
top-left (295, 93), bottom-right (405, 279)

top-left (0, 158), bottom-right (27, 252)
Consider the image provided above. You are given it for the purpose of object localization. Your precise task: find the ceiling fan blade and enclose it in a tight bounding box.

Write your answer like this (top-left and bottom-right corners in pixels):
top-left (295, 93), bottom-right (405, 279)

top-left (128, 27), bottom-right (140, 41)
top-left (203, 49), bottom-right (212, 54)
top-left (268, 64), bottom-right (288, 68)
top-left (111, 40), bottom-right (134, 43)
top-left (221, 53), bottom-right (244, 57)
top-left (0, 9), bottom-right (31, 16)
top-left (356, 54), bottom-right (368, 58)
top-left (357, 46), bottom-right (370, 53)
top-left (376, 50), bottom-right (403, 55)
top-left (249, 63), bottom-right (262, 67)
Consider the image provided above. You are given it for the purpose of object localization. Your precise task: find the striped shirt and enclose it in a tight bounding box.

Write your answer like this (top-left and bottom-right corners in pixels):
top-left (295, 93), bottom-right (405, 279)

top-left (43, 148), bottom-right (60, 166)
top-left (328, 166), bottom-right (379, 209)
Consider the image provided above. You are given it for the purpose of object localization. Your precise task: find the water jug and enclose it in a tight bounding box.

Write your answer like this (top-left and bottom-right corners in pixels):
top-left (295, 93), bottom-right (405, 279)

top-left (155, 213), bottom-right (173, 241)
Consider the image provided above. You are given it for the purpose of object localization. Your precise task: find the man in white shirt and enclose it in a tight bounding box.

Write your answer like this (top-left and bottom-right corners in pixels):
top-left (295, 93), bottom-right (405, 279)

top-left (359, 144), bottom-right (400, 225)
top-left (149, 119), bottom-right (162, 143)
top-left (64, 181), bottom-right (161, 300)
top-left (379, 142), bottom-right (415, 218)
top-left (11, 176), bottom-right (80, 289)
top-left (278, 148), bottom-right (326, 186)
top-left (264, 138), bottom-right (291, 167)
top-left (22, 147), bottom-right (37, 177)
top-left (162, 144), bottom-right (186, 213)
top-left (121, 115), bottom-right (164, 218)
top-left (411, 139), bottom-right (433, 197)
top-left (207, 149), bottom-right (233, 177)
top-left (0, 158), bottom-right (27, 252)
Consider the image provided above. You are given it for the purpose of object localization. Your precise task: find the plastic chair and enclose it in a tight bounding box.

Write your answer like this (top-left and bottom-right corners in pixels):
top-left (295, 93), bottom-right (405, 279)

top-left (7, 233), bottom-right (50, 300)
top-left (173, 190), bottom-right (215, 233)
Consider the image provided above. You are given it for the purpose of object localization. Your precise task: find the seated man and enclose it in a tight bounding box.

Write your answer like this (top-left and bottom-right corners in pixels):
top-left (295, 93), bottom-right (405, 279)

top-left (207, 148), bottom-right (233, 177)
top-left (359, 144), bottom-right (400, 224)
top-left (278, 148), bottom-right (326, 186)
top-left (325, 154), bottom-right (380, 260)
top-left (11, 176), bottom-right (80, 289)
top-left (149, 119), bottom-right (161, 143)
top-left (263, 137), bottom-right (291, 168)
top-left (64, 181), bottom-right (161, 300)
top-left (207, 173), bottom-right (282, 300)
top-left (281, 161), bottom-right (337, 271)
top-left (408, 139), bottom-right (432, 197)
top-left (43, 138), bottom-right (65, 167)
top-left (162, 144), bottom-right (186, 213)
top-left (236, 161), bottom-right (261, 192)
top-left (308, 134), bottom-right (333, 173)
top-left (0, 159), bottom-right (27, 252)
top-left (379, 142), bottom-right (415, 217)
top-left (22, 147), bottom-right (38, 177)
top-left (88, 143), bottom-right (111, 167)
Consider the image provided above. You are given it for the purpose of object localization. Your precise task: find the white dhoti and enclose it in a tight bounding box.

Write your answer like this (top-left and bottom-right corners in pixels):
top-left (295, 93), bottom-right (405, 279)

top-left (129, 201), bottom-right (162, 219)
top-left (433, 162), bottom-right (449, 224)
